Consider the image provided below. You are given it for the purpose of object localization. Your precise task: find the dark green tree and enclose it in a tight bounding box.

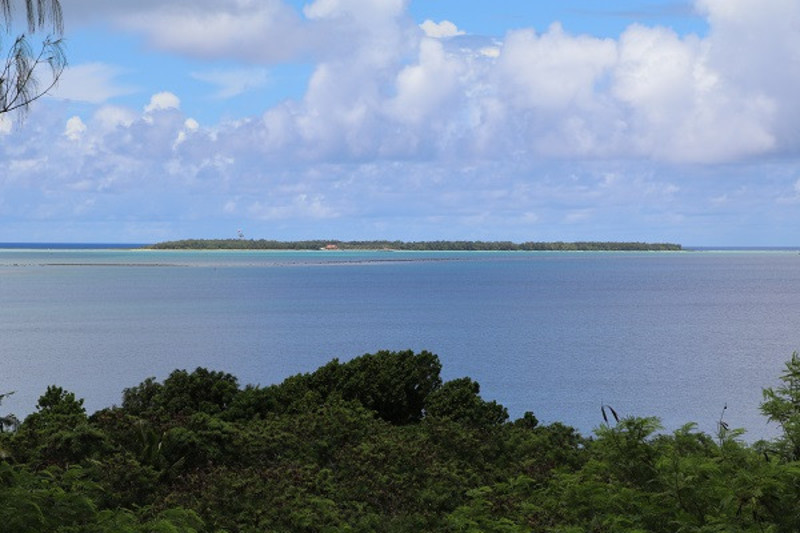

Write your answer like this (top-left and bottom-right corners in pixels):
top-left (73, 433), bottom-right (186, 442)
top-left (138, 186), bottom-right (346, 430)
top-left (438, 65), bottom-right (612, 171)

top-left (330, 350), bottom-right (443, 424)
top-left (12, 386), bottom-right (108, 467)
top-left (122, 368), bottom-right (240, 419)
top-left (230, 350), bottom-right (443, 424)
top-left (761, 351), bottom-right (800, 461)
top-left (425, 377), bottom-right (508, 428)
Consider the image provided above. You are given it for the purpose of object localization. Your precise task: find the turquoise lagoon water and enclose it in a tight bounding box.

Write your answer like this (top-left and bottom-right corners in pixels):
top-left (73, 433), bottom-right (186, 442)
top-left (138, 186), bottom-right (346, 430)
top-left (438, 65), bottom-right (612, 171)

top-left (2, 246), bottom-right (800, 441)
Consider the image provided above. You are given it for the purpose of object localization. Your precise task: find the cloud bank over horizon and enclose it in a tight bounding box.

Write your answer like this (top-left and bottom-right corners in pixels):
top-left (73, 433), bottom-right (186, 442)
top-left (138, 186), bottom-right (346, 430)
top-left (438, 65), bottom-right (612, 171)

top-left (2, 0), bottom-right (800, 245)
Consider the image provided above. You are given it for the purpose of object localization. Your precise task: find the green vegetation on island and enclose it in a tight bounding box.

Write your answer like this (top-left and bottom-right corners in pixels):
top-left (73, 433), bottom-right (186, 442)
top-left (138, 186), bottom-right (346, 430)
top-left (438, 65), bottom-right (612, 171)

top-left (4, 349), bottom-right (800, 532)
top-left (146, 239), bottom-right (682, 251)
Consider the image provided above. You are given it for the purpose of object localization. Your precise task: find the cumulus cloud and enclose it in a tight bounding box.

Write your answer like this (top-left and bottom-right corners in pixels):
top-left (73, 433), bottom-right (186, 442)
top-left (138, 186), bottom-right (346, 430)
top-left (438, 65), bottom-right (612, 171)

top-left (419, 20), bottom-right (464, 39)
top-left (16, 0), bottom-right (800, 168)
top-left (174, 118), bottom-right (201, 148)
top-left (64, 116), bottom-right (87, 141)
top-left (386, 37), bottom-right (463, 126)
top-left (698, 0), bottom-right (800, 153)
top-left (92, 106), bottom-right (138, 130)
top-left (144, 92), bottom-right (181, 112)
top-left (4, 0), bottom-right (800, 243)
top-left (612, 23), bottom-right (775, 162)
top-left (94, 0), bottom-right (789, 166)
top-left (498, 25), bottom-right (616, 110)
top-left (58, 0), bottom-right (800, 165)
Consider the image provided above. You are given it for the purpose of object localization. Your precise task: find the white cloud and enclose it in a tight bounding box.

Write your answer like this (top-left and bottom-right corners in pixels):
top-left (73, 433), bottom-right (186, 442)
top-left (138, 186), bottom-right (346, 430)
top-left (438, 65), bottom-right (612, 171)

top-left (64, 116), bottom-right (87, 141)
top-left (108, 0), bottom-right (309, 63)
top-left (303, 0), bottom-right (406, 22)
top-left (145, 92), bottom-right (181, 112)
top-left (69, 0), bottom-right (416, 65)
top-left (173, 118), bottom-right (201, 148)
top-left (697, 0), bottom-right (800, 153)
top-left (51, 63), bottom-right (137, 104)
top-left (612, 22), bottom-right (776, 162)
top-left (498, 24), bottom-right (617, 111)
top-left (386, 38), bottom-right (462, 125)
top-left (33, 0), bottom-right (800, 167)
top-left (613, 25), bottom-right (699, 112)
top-left (419, 19), bottom-right (464, 39)
top-left (60, 0), bottom-right (800, 164)
top-left (93, 105), bottom-right (137, 130)
top-left (5, 0), bottom-right (800, 243)
top-left (191, 68), bottom-right (270, 99)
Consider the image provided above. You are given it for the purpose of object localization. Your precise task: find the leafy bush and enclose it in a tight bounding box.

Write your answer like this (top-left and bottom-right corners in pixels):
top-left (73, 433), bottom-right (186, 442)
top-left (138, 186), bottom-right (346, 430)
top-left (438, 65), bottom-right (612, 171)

top-left (3, 350), bottom-right (800, 531)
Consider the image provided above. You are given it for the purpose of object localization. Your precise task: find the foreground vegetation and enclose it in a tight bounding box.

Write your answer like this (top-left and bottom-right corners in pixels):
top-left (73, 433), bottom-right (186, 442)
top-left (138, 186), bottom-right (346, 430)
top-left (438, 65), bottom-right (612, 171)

top-left (2, 349), bottom-right (800, 532)
top-left (146, 239), bottom-right (682, 251)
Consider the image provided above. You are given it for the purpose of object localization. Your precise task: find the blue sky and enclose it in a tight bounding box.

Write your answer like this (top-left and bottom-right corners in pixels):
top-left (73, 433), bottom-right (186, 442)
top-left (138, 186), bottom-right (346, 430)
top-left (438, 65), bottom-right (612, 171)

top-left (1, 0), bottom-right (798, 245)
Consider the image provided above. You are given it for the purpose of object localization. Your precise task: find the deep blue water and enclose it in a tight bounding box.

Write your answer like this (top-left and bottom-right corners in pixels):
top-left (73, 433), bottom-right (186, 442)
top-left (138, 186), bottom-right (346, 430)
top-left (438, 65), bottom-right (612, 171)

top-left (2, 247), bottom-right (800, 441)
top-left (0, 243), bottom-right (146, 249)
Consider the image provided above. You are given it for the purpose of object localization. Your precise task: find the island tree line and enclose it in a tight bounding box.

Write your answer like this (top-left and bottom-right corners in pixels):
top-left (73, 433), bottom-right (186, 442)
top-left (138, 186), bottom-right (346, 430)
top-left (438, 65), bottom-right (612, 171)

top-left (146, 239), bottom-right (682, 251)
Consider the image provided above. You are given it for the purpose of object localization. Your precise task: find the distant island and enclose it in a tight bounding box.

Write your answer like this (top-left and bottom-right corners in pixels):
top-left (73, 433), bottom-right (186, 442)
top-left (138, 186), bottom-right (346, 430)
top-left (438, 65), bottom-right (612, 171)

top-left (145, 239), bottom-right (682, 251)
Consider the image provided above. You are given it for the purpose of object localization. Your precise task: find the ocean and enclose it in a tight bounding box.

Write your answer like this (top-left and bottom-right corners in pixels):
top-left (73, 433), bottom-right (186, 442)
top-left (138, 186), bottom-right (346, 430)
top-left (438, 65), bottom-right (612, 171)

top-left (2, 245), bottom-right (800, 441)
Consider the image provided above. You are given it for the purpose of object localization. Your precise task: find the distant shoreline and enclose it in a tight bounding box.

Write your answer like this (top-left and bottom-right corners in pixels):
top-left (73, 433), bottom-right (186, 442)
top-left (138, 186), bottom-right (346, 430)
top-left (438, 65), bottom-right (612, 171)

top-left (144, 239), bottom-right (683, 252)
top-left (3, 242), bottom-right (800, 252)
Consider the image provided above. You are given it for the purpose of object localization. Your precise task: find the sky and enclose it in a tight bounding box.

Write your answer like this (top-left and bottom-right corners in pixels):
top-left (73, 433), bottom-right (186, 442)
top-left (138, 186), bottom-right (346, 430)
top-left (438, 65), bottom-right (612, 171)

top-left (1, 0), bottom-right (799, 246)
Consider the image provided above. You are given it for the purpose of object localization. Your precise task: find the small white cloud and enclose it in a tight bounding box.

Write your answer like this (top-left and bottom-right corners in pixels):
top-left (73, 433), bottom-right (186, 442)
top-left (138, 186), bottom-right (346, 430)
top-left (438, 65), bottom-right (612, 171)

top-left (93, 105), bottom-right (137, 130)
top-left (304, 0), bottom-right (405, 21)
top-left (64, 116), bottom-right (87, 141)
top-left (51, 62), bottom-right (137, 104)
top-left (711, 193), bottom-right (729, 205)
top-left (191, 68), bottom-right (270, 99)
top-left (174, 118), bottom-right (201, 148)
top-left (479, 47), bottom-right (501, 58)
top-left (145, 91), bottom-right (181, 113)
top-left (223, 200), bottom-right (238, 214)
top-left (419, 19), bottom-right (465, 39)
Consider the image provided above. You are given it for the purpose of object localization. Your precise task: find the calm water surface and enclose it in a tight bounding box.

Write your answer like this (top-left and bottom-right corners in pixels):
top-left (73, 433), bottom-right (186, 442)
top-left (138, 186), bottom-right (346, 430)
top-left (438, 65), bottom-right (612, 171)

top-left (2, 247), bottom-right (800, 441)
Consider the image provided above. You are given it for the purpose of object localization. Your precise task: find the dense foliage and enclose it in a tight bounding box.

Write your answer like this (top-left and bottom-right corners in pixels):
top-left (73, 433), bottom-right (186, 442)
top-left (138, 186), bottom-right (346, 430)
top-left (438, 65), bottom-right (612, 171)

top-left (145, 239), bottom-right (682, 252)
top-left (3, 349), bottom-right (800, 532)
